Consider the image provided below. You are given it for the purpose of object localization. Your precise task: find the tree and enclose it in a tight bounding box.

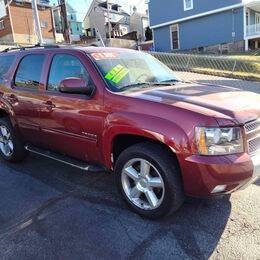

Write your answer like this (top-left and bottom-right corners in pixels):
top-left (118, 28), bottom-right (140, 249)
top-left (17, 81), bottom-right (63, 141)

top-left (145, 26), bottom-right (153, 41)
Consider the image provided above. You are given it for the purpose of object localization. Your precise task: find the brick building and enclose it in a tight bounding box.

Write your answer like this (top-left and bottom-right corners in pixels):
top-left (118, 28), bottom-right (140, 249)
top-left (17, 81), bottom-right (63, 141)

top-left (0, 0), bottom-right (56, 45)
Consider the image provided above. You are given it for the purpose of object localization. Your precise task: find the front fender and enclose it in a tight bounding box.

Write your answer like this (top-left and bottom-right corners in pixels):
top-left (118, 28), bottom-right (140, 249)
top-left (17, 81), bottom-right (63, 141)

top-left (102, 112), bottom-right (190, 169)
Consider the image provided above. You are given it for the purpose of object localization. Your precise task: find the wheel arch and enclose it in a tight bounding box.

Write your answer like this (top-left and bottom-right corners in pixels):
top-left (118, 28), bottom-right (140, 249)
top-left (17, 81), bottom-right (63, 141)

top-left (0, 106), bottom-right (17, 128)
top-left (112, 133), bottom-right (179, 166)
top-left (102, 113), bottom-right (190, 171)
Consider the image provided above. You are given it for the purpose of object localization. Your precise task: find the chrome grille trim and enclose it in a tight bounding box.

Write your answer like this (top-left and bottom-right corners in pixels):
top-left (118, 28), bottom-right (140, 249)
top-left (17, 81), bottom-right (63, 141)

top-left (245, 119), bottom-right (260, 155)
top-left (248, 136), bottom-right (260, 155)
top-left (244, 119), bottom-right (260, 134)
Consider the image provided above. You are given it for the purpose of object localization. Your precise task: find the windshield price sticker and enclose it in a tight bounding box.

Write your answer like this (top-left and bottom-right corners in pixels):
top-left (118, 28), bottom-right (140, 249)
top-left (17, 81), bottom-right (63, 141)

top-left (105, 64), bottom-right (129, 84)
top-left (91, 52), bottom-right (118, 60)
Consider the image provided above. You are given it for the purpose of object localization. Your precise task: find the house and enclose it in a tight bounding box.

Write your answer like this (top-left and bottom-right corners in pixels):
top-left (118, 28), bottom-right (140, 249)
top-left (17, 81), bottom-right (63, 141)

top-left (52, 3), bottom-right (84, 43)
top-left (129, 7), bottom-right (149, 42)
top-left (66, 3), bottom-right (84, 42)
top-left (0, 0), bottom-right (55, 45)
top-left (83, 0), bottom-right (130, 41)
top-left (149, 0), bottom-right (260, 52)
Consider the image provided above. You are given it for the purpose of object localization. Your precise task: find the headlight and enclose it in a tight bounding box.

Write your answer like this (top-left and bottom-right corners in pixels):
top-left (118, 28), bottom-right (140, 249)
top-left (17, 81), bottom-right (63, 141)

top-left (195, 127), bottom-right (244, 155)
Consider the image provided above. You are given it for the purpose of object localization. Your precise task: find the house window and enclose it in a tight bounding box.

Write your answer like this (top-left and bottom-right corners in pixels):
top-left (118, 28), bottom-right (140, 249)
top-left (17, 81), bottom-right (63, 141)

top-left (184, 0), bottom-right (193, 11)
top-left (171, 24), bottom-right (179, 50)
top-left (40, 21), bottom-right (48, 28)
top-left (0, 20), bottom-right (4, 30)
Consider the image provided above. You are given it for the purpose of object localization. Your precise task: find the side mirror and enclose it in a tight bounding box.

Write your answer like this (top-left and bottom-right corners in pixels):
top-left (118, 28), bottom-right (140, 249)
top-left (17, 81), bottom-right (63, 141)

top-left (59, 78), bottom-right (94, 95)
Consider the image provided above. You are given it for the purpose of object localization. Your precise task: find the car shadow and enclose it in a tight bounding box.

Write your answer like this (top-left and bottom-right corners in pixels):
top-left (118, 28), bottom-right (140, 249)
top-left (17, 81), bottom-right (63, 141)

top-left (254, 178), bottom-right (260, 186)
top-left (0, 154), bottom-right (231, 259)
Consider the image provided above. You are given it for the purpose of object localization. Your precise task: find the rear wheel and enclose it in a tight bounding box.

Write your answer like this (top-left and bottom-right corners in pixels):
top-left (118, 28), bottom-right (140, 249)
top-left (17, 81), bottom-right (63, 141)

top-left (0, 118), bottom-right (27, 162)
top-left (115, 143), bottom-right (184, 219)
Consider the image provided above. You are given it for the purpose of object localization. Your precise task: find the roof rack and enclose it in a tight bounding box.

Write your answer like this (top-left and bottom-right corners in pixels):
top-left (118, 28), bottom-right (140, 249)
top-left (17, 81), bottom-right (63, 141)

top-left (1, 43), bottom-right (60, 53)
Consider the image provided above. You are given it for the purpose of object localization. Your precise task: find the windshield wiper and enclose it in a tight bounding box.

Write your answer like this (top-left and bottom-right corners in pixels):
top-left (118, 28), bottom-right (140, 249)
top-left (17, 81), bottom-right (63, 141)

top-left (120, 82), bottom-right (152, 91)
top-left (119, 80), bottom-right (180, 92)
top-left (157, 79), bottom-right (180, 84)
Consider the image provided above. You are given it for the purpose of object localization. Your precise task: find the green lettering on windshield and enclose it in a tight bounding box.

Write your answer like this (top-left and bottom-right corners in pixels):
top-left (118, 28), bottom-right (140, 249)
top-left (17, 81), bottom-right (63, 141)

top-left (105, 64), bottom-right (129, 84)
top-left (112, 68), bottom-right (129, 84)
top-left (105, 64), bottom-right (124, 80)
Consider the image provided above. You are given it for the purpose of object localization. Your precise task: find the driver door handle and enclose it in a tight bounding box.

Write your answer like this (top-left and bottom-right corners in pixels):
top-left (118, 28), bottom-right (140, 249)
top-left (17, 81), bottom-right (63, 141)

top-left (5, 94), bottom-right (18, 103)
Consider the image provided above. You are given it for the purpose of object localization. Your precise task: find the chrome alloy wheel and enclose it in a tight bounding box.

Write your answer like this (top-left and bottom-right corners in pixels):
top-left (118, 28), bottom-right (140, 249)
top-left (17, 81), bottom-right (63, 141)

top-left (121, 158), bottom-right (165, 210)
top-left (0, 125), bottom-right (14, 157)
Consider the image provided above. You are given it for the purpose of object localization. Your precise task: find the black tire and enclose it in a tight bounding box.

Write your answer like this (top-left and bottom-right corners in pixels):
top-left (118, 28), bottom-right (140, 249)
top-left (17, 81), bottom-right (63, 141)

top-left (115, 142), bottom-right (184, 219)
top-left (0, 117), bottom-right (27, 162)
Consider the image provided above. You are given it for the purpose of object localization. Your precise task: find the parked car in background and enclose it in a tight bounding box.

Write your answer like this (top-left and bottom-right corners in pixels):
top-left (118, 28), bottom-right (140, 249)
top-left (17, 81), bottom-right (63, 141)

top-left (0, 45), bottom-right (259, 219)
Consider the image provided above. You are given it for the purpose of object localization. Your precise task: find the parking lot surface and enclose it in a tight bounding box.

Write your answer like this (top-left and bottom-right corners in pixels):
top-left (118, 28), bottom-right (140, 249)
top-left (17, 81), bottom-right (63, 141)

top-left (0, 154), bottom-right (259, 260)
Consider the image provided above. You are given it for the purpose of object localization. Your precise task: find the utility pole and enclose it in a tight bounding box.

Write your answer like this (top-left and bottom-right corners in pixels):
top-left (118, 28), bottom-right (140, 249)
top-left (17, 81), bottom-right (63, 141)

top-left (32, 0), bottom-right (43, 44)
top-left (106, 0), bottom-right (111, 44)
top-left (60, 0), bottom-right (70, 43)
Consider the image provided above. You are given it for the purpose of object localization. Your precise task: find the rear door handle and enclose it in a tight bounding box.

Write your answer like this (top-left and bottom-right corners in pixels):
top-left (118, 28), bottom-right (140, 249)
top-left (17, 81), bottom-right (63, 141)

top-left (5, 94), bottom-right (18, 103)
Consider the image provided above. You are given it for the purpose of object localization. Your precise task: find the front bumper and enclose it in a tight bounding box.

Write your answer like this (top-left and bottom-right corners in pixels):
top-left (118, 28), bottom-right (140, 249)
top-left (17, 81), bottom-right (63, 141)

top-left (180, 152), bottom-right (259, 197)
top-left (239, 153), bottom-right (260, 189)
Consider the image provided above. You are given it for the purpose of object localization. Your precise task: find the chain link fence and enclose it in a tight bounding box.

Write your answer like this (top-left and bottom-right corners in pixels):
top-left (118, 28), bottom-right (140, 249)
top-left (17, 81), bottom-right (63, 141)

top-left (150, 52), bottom-right (260, 94)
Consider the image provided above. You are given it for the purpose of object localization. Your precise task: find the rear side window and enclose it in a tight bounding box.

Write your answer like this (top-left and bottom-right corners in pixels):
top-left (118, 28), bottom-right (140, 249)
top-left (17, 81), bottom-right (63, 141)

top-left (15, 54), bottom-right (45, 89)
top-left (0, 55), bottom-right (15, 80)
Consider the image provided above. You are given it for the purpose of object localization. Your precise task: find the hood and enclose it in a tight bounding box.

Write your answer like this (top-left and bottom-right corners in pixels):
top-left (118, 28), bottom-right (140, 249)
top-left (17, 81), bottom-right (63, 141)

top-left (125, 82), bottom-right (260, 125)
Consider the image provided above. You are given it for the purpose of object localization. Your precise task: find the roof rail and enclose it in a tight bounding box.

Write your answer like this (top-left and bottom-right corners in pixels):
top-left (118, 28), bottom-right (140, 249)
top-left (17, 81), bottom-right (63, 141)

top-left (1, 43), bottom-right (60, 53)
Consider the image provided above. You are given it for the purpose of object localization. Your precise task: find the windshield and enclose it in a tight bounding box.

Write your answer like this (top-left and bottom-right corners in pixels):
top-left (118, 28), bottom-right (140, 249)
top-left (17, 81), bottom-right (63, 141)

top-left (90, 51), bottom-right (180, 92)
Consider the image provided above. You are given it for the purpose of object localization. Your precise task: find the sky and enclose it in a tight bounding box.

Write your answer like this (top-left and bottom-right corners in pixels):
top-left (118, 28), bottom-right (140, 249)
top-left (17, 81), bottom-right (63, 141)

top-left (50, 0), bottom-right (147, 16)
top-left (0, 0), bottom-right (6, 17)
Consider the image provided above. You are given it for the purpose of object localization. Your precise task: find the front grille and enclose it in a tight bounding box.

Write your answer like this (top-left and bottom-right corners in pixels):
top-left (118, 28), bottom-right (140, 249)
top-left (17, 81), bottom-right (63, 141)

top-left (245, 119), bottom-right (260, 155)
top-left (245, 120), bottom-right (260, 133)
top-left (248, 137), bottom-right (260, 154)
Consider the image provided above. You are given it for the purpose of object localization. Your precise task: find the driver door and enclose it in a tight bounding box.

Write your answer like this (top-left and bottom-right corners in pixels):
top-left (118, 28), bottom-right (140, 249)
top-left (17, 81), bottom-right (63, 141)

top-left (38, 53), bottom-right (104, 163)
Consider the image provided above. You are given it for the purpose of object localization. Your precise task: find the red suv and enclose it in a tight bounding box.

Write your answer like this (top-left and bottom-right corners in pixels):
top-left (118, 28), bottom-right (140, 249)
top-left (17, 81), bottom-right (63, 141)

top-left (0, 45), bottom-right (259, 219)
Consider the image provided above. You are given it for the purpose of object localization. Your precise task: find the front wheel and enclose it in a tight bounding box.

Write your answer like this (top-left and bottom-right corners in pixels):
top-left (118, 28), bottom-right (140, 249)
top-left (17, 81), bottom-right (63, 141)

top-left (115, 143), bottom-right (184, 219)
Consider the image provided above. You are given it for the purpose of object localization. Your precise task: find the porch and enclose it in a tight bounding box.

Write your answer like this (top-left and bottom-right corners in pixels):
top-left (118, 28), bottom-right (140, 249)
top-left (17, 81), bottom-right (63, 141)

top-left (245, 1), bottom-right (260, 50)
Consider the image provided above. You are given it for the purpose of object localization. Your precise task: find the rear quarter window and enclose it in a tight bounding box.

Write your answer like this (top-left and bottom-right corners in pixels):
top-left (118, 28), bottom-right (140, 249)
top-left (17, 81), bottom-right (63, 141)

top-left (0, 55), bottom-right (15, 81)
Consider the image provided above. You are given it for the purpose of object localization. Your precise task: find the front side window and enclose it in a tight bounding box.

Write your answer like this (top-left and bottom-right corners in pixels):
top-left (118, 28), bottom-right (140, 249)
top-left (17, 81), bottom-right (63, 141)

top-left (48, 54), bottom-right (91, 91)
top-left (15, 54), bottom-right (45, 89)
top-left (91, 51), bottom-right (179, 92)
top-left (184, 0), bottom-right (193, 11)
top-left (0, 55), bottom-right (15, 80)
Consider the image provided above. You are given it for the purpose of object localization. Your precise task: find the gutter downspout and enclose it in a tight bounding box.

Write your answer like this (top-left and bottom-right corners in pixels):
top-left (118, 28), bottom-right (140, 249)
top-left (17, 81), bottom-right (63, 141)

top-left (244, 5), bottom-right (249, 51)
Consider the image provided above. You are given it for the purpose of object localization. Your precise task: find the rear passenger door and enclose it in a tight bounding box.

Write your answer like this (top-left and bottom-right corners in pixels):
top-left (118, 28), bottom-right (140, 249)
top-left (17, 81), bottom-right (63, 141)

top-left (7, 54), bottom-right (46, 145)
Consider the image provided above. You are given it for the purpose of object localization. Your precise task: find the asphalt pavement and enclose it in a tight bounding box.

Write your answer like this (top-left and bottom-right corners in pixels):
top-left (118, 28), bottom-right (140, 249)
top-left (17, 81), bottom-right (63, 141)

top-left (0, 153), bottom-right (259, 260)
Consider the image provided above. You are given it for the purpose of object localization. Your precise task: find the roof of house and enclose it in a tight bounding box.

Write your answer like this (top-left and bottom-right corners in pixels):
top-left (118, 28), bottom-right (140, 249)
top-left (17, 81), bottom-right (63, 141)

top-left (84, 0), bottom-right (129, 21)
top-left (14, 0), bottom-right (52, 7)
